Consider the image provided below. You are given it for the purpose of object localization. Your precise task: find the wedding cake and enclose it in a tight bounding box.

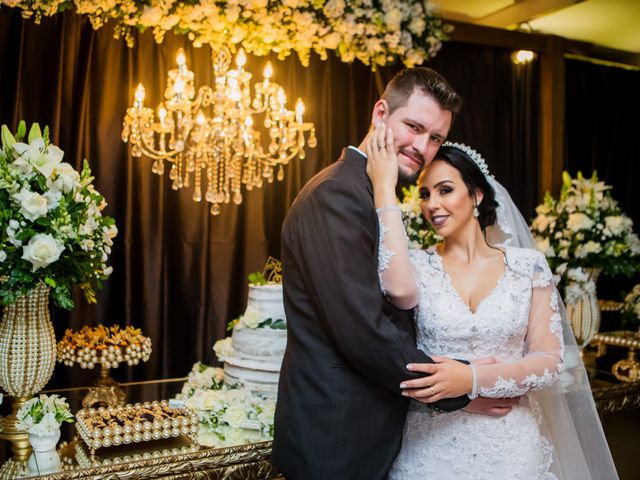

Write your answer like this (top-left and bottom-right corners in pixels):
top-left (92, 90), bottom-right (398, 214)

top-left (215, 283), bottom-right (287, 397)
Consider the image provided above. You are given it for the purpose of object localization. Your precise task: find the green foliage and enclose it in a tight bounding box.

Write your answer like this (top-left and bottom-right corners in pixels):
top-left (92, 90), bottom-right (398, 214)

top-left (248, 271), bottom-right (267, 286)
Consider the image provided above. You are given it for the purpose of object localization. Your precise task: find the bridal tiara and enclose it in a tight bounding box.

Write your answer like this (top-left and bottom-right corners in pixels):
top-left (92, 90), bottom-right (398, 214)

top-left (442, 141), bottom-right (493, 178)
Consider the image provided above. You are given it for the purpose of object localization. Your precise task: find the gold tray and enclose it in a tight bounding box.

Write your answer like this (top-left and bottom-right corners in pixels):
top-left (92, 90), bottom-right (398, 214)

top-left (75, 400), bottom-right (199, 454)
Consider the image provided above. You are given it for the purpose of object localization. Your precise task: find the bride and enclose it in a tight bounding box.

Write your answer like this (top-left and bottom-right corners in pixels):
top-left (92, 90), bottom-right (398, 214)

top-left (364, 125), bottom-right (618, 479)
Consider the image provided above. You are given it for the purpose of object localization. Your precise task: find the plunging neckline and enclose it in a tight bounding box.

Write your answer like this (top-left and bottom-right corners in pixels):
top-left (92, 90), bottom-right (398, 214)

top-left (430, 248), bottom-right (509, 316)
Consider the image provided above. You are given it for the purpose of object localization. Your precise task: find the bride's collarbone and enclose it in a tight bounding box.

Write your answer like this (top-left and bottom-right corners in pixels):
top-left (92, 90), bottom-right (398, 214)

top-left (440, 255), bottom-right (507, 314)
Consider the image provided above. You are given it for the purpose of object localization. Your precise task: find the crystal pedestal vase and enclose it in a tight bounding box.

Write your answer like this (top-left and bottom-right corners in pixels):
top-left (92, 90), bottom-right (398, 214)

top-left (0, 283), bottom-right (56, 461)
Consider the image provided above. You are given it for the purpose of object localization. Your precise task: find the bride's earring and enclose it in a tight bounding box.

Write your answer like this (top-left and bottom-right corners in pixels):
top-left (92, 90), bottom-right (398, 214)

top-left (473, 200), bottom-right (480, 218)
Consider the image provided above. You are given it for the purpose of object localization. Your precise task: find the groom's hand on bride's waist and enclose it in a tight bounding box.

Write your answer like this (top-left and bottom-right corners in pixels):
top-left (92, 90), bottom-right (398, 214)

top-left (400, 356), bottom-right (473, 404)
top-left (462, 397), bottom-right (520, 417)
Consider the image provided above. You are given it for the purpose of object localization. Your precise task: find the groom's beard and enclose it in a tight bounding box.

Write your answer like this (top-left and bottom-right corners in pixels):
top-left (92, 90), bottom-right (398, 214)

top-left (398, 166), bottom-right (421, 185)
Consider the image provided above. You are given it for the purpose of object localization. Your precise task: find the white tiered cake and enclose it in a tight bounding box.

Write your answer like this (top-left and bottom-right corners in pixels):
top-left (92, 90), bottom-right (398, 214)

top-left (221, 283), bottom-right (287, 397)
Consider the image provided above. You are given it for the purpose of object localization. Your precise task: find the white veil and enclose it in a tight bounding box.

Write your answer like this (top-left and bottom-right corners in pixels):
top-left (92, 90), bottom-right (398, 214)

top-left (486, 177), bottom-right (618, 479)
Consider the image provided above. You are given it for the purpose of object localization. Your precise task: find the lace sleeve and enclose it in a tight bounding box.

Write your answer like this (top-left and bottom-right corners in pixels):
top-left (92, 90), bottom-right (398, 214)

top-left (376, 207), bottom-right (419, 310)
top-left (472, 254), bottom-right (564, 398)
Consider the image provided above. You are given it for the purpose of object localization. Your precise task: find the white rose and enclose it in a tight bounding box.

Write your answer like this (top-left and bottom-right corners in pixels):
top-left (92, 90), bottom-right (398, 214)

top-left (535, 237), bottom-right (555, 257)
top-left (257, 402), bottom-right (275, 427)
top-left (80, 239), bottom-right (95, 251)
top-left (198, 391), bottom-right (225, 412)
top-left (575, 241), bottom-right (602, 258)
top-left (567, 213), bottom-right (594, 232)
top-left (13, 188), bottom-right (48, 221)
top-left (408, 17), bottom-right (426, 35)
top-left (222, 403), bottom-right (248, 428)
top-left (21, 233), bottom-right (65, 272)
top-left (213, 337), bottom-right (234, 361)
top-left (384, 7), bottom-right (402, 31)
top-left (185, 390), bottom-right (209, 411)
top-left (47, 162), bottom-right (80, 193)
top-left (604, 216), bottom-right (632, 236)
top-left (532, 214), bottom-right (552, 232)
top-left (627, 233), bottom-right (640, 255)
top-left (0, 251), bottom-right (6, 262)
top-left (238, 308), bottom-right (262, 329)
top-left (43, 190), bottom-right (62, 210)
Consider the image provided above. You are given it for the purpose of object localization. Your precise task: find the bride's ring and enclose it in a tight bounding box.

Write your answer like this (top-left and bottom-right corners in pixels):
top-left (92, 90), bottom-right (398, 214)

top-left (377, 144), bottom-right (383, 151)
top-left (429, 386), bottom-right (436, 396)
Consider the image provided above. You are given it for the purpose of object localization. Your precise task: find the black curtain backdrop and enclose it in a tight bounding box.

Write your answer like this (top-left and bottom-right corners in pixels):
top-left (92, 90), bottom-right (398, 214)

top-left (0, 9), bottom-right (540, 387)
top-left (565, 59), bottom-right (640, 302)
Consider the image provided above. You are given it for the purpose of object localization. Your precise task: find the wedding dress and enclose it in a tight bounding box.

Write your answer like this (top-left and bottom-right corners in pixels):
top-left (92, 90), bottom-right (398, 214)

top-left (387, 247), bottom-right (561, 479)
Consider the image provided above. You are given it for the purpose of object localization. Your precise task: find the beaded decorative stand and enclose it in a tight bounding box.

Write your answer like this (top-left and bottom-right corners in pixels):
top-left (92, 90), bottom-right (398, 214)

top-left (57, 326), bottom-right (152, 408)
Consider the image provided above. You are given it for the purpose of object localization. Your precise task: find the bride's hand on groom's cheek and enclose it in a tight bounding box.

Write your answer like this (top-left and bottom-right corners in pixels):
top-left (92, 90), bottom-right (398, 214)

top-left (400, 356), bottom-right (473, 403)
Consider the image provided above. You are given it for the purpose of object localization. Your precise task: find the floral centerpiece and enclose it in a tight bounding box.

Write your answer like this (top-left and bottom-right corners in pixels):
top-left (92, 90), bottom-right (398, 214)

top-left (176, 363), bottom-right (274, 447)
top-left (0, 121), bottom-right (117, 309)
top-left (5, 0), bottom-right (450, 68)
top-left (399, 184), bottom-right (442, 249)
top-left (16, 394), bottom-right (73, 440)
top-left (530, 171), bottom-right (640, 303)
top-left (621, 284), bottom-right (640, 330)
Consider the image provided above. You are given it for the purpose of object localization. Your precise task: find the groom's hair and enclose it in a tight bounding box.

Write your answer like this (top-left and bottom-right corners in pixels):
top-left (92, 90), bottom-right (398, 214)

top-left (381, 67), bottom-right (462, 117)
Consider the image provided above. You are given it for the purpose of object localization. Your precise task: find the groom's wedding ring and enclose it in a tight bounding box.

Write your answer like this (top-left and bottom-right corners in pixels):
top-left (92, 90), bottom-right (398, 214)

top-left (429, 386), bottom-right (436, 396)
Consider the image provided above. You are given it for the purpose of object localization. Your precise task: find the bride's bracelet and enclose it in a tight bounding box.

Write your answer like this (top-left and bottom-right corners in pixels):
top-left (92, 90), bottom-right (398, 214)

top-left (376, 205), bottom-right (402, 215)
top-left (469, 364), bottom-right (479, 400)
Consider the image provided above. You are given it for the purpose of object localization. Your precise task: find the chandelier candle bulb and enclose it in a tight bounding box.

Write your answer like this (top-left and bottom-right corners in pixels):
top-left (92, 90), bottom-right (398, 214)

top-left (176, 48), bottom-right (186, 68)
top-left (263, 62), bottom-right (273, 81)
top-left (236, 48), bottom-right (247, 69)
top-left (295, 99), bottom-right (305, 124)
top-left (134, 84), bottom-right (145, 108)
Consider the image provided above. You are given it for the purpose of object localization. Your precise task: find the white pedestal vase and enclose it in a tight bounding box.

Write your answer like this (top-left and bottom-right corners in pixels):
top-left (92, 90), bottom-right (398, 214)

top-left (27, 428), bottom-right (61, 475)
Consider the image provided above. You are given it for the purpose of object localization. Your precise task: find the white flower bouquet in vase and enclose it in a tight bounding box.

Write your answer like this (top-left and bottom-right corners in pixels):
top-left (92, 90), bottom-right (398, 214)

top-left (16, 394), bottom-right (73, 475)
top-left (17, 394), bottom-right (74, 448)
top-left (0, 121), bottom-right (116, 451)
top-left (531, 171), bottom-right (640, 346)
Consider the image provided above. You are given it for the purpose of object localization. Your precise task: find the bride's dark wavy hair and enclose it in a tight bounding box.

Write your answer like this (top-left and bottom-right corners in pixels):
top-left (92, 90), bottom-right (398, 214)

top-left (432, 145), bottom-right (499, 231)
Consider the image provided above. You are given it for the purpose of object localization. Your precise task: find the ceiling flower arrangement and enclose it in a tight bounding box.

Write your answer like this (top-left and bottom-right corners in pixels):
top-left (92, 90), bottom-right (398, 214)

top-left (1, 0), bottom-right (450, 68)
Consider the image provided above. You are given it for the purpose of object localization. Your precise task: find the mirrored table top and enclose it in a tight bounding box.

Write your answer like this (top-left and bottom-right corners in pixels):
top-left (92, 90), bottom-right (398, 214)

top-left (0, 379), bottom-right (277, 479)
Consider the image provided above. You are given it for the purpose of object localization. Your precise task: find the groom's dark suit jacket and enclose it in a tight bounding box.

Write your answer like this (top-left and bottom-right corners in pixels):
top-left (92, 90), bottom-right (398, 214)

top-left (272, 148), bottom-right (470, 480)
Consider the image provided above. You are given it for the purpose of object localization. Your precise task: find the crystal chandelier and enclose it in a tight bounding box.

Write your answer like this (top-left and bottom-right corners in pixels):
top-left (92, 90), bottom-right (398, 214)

top-left (122, 47), bottom-right (316, 215)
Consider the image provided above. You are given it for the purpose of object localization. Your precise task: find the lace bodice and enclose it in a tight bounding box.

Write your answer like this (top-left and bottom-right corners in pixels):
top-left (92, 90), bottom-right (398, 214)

top-left (406, 247), bottom-right (564, 398)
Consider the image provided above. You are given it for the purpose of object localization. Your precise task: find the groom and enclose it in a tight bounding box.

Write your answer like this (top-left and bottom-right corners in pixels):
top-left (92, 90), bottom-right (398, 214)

top-left (272, 68), bottom-right (515, 479)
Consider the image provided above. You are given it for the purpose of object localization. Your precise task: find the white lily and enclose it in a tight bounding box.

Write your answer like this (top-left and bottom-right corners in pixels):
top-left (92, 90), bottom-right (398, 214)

top-left (13, 137), bottom-right (64, 179)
